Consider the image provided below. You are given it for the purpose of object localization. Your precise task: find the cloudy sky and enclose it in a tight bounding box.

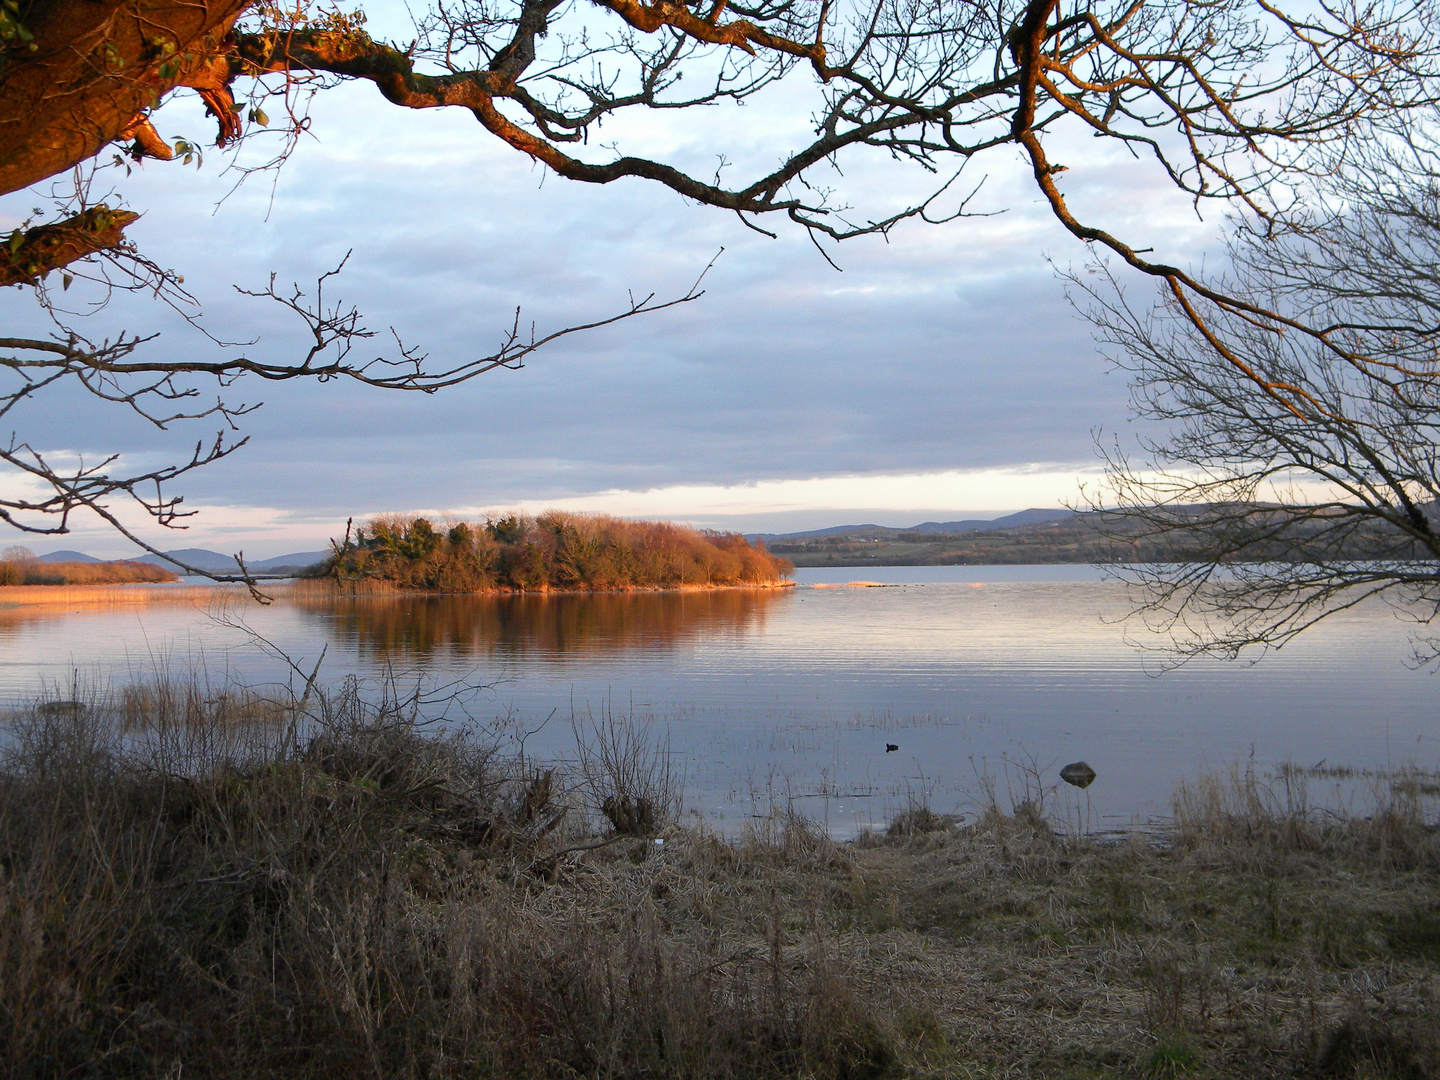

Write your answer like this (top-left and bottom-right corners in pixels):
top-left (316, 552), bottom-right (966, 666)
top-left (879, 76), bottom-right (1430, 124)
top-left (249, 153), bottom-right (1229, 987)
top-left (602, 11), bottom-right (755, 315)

top-left (0, 9), bottom-right (1220, 557)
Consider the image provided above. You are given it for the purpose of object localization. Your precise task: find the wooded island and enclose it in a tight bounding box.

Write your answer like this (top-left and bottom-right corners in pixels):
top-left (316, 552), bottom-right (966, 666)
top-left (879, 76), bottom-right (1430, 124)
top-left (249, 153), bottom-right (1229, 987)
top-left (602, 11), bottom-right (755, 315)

top-left (320, 512), bottom-right (792, 592)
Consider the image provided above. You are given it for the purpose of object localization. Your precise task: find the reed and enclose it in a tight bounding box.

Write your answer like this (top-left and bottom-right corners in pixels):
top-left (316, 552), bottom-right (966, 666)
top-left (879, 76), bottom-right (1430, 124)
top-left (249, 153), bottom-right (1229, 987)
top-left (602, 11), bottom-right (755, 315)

top-left (0, 679), bottom-right (889, 1079)
top-left (0, 582), bottom-right (235, 610)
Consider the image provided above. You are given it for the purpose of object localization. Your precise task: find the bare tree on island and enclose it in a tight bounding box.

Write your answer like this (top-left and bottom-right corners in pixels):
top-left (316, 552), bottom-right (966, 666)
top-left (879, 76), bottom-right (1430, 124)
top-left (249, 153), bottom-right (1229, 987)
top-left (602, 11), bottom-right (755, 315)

top-left (1078, 130), bottom-right (1440, 663)
top-left (5, 0), bottom-right (1440, 571)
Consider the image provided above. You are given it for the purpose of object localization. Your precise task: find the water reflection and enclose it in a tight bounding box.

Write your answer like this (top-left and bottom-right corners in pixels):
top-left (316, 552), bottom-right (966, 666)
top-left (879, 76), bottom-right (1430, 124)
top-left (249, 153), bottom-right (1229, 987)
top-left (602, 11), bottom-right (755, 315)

top-left (0, 584), bottom-right (229, 635)
top-left (293, 588), bottom-right (792, 660)
top-left (2, 575), bottom-right (1436, 832)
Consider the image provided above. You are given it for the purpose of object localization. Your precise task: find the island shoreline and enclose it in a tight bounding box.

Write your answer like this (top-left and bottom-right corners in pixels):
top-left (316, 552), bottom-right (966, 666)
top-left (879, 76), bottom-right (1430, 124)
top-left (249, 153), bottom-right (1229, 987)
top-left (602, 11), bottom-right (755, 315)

top-left (0, 577), bottom-right (797, 610)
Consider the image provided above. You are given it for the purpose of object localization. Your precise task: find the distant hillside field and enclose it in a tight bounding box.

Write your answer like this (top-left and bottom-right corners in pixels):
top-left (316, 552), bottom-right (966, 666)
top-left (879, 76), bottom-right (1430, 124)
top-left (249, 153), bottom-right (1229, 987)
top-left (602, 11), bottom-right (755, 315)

top-left (323, 512), bottom-right (793, 592)
top-left (768, 504), bottom-right (1440, 566)
top-left (766, 513), bottom-right (1110, 566)
top-left (753, 508), bottom-right (1076, 542)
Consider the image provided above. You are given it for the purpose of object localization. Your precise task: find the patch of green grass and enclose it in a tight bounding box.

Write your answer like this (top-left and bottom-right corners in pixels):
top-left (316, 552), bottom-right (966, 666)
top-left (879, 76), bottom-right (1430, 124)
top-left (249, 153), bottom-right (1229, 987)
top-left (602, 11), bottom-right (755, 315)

top-left (1077, 869), bottom-right (1148, 933)
top-left (1146, 1036), bottom-right (1201, 1077)
top-left (1311, 905), bottom-right (1387, 968)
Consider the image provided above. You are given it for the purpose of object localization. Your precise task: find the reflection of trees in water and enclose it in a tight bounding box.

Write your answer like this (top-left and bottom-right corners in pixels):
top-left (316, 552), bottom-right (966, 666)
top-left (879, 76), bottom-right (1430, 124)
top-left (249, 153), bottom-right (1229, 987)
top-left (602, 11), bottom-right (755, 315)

top-left (295, 589), bottom-right (791, 659)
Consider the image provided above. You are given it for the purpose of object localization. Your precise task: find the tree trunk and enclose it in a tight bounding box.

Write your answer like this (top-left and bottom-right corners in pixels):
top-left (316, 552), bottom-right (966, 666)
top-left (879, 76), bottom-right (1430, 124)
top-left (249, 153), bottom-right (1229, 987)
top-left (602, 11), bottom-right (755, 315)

top-left (0, 0), bottom-right (248, 197)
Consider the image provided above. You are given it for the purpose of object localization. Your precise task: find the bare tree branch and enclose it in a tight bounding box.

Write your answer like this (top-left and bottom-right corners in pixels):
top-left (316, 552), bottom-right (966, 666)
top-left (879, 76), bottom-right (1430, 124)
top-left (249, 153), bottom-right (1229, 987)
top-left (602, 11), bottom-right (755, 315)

top-left (0, 254), bottom-right (713, 588)
top-left (8, 0), bottom-right (1440, 572)
top-left (1073, 143), bottom-right (1440, 663)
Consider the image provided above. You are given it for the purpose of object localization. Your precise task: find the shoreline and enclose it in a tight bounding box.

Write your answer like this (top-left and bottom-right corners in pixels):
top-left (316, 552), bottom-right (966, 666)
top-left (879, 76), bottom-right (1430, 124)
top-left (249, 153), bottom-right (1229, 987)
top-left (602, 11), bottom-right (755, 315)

top-left (0, 577), bottom-right (797, 609)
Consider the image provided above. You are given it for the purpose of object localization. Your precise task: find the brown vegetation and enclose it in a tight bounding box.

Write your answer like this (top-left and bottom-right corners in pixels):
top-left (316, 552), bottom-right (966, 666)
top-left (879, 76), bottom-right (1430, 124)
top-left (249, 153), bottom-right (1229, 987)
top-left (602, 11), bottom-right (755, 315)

top-left (1, 678), bottom-right (1436, 1079)
top-left (0, 548), bottom-right (178, 586)
top-left (323, 512), bottom-right (792, 592)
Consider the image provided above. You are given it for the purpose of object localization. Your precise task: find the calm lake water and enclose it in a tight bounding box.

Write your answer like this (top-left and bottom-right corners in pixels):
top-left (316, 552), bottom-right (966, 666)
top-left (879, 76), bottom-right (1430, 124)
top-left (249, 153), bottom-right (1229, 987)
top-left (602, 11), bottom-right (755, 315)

top-left (1, 566), bottom-right (1435, 834)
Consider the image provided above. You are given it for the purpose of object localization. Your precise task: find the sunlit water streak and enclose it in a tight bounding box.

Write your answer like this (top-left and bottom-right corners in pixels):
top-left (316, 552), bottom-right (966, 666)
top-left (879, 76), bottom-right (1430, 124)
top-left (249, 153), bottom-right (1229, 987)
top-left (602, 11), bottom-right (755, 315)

top-left (1, 566), bottom-right (1434, 834)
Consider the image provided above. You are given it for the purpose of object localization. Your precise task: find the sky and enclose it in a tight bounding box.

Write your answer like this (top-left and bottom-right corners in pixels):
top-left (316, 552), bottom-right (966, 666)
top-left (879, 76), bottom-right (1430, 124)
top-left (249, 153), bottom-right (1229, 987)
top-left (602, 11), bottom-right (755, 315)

top-left (0, 8), bottom-right (1223, 558)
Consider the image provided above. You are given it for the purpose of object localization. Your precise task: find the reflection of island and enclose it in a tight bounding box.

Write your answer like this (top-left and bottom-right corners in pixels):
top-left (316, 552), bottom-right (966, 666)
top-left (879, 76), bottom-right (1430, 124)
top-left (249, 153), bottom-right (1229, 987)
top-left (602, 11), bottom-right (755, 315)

top-left (294, 589), bottom-right (792, 659)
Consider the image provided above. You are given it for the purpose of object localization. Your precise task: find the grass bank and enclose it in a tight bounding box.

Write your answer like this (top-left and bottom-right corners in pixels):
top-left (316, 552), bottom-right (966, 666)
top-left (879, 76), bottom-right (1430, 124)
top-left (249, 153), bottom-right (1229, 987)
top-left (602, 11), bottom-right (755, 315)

top-left (320, 512), bottom-right (792, 592)
top-left (0, 682), bottom-right (1436, 1079)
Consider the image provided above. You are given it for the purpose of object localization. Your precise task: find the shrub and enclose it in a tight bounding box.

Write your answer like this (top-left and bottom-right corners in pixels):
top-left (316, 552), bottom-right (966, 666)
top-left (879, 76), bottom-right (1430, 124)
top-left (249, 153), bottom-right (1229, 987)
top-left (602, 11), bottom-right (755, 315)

top-left (0, 557), bottom-right (179, 586)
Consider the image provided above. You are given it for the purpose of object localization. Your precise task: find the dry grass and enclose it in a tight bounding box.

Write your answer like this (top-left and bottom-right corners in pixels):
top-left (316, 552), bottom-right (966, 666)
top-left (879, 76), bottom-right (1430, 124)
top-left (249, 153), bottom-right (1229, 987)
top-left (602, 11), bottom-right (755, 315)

top-left (842, 774), bottom-right (1440, 1079)
top-left (9, 561), bottom-right (179, 586)
top-left (0, 681), bottom-right (885, 1080)
top-left (0, 684), bottom-right (1437, 1079)
top-left (0, 552), bottom-right (180, 587)
top-left (0, 583), bottom-right (238, 611)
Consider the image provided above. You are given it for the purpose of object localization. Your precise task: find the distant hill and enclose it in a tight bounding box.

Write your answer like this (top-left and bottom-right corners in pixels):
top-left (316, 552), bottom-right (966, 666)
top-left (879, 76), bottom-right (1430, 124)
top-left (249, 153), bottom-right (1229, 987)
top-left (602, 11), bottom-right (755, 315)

top-left (764, 510), bottom-right (1103, 566)
top-left (35, 549), bottom-right (104, 564)
top-left (752, 508), bottom-right (1075, 543)
top-left (132, 549), bottom-right (330, 575)
top-left (763, 503), bottom-right (1440, 567)
top-left (908, 508), bottom-right (1075, 533)
top-left (25, 547), bottom-right (329, 575)
top-left (258, 551), bottom-right (331, 572)
top-left (759, 523), bottom-right (887, 540)
top-left (132, 548), bottom-right (241, 572)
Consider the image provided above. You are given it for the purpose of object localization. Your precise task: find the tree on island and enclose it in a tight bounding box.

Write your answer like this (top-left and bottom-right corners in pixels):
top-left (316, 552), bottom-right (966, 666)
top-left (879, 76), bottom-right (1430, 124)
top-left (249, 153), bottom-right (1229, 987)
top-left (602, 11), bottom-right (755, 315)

top-left (5, 0), bottom-right (1440, 575)
top-left (325, 511), bottom-right (790, 590)
top-left (1079, 126), bottom-right (1440, 663)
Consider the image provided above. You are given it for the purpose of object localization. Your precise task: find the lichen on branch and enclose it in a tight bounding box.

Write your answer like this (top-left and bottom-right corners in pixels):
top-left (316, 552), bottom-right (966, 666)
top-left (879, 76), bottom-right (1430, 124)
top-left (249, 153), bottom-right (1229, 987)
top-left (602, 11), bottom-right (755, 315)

top-left (0, 206), bottom-right (140, 287)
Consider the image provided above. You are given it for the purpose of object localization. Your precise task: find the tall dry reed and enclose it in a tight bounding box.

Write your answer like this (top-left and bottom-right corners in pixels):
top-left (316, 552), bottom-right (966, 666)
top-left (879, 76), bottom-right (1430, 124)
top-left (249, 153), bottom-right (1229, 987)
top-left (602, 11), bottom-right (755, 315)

top-left (0, 678), bottom-right (893, 1080)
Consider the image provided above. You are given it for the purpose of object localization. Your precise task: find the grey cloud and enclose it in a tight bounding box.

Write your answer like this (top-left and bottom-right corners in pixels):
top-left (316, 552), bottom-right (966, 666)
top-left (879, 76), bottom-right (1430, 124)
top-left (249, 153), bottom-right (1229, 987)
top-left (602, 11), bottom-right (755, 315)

top-left (0, 76), bottom-right (1206, 534)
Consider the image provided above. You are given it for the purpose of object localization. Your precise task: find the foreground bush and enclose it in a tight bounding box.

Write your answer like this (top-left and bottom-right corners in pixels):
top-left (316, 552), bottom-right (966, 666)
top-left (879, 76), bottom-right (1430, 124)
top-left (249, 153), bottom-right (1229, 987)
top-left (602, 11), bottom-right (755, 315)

top-left (321, 511), bottom-right (791, 591)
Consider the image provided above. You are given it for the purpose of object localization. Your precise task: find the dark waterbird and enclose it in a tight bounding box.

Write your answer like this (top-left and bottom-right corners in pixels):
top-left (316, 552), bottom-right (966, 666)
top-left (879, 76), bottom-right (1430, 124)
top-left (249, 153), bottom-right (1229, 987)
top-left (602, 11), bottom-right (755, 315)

top-left (885, 743), bottom-right (899, 753)
top-left (1059, 761), bottom-right (1097, 789)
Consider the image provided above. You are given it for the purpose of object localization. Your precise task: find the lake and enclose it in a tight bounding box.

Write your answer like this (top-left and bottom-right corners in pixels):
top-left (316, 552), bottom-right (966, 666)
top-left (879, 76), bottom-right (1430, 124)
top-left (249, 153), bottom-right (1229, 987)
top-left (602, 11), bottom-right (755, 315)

top-left (1, 566), bottom-right (1435, 835)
